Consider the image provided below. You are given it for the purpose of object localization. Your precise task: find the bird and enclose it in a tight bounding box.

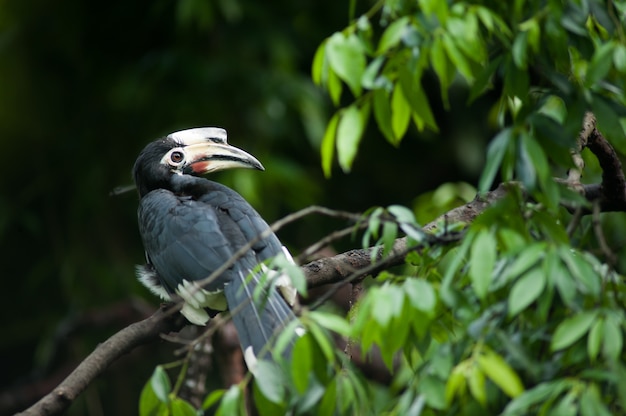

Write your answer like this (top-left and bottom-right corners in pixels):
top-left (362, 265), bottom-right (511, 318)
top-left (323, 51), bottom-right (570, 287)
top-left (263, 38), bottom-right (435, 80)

top-left (132, 127), bottom-right (299, 369)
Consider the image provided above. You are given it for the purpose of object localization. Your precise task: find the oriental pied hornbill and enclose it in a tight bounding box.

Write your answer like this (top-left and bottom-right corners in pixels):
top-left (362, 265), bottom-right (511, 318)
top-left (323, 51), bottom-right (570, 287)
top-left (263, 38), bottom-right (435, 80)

top-left (133, 127), bottom-right (298, 368)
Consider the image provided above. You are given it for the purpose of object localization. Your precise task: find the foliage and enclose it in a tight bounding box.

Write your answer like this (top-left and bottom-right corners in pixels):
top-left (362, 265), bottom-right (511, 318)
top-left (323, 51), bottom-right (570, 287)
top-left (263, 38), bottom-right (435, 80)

top-left (5, 0), bottom-right (626, 414)
top-left (138, 0), bottom-right (626, 414)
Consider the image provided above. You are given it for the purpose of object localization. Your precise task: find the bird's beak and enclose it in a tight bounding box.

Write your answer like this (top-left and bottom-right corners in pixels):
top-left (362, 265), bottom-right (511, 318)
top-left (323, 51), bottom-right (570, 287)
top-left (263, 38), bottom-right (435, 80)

top-left (183, 142), bottom-right (265, 175)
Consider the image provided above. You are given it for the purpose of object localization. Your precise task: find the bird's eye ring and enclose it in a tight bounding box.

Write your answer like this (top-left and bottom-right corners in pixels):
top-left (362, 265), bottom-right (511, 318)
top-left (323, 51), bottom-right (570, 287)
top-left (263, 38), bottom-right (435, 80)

top-left (169, 151), bottom-right (184, 165)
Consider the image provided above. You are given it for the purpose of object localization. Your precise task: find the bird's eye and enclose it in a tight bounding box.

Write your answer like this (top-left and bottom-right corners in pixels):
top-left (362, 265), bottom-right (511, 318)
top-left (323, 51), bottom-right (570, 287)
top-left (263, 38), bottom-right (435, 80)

top-left (169, 151), bottom-right (184, 164)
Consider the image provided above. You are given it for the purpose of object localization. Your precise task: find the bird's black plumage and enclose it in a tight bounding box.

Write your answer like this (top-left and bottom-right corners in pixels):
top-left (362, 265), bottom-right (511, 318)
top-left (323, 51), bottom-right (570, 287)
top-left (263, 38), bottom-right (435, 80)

top-left (132, 128), bottom-right (298, 366)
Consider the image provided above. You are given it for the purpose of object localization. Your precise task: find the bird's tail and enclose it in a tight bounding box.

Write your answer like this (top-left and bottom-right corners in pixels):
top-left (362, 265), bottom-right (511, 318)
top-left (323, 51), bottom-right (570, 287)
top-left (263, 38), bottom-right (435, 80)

top-left (224, 269), bottom-right (299, 370)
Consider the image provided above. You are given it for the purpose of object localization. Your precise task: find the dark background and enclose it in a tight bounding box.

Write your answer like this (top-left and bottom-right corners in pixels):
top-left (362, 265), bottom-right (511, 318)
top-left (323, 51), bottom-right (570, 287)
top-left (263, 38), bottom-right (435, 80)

top-left (0, 1), bottom-right (487, 414)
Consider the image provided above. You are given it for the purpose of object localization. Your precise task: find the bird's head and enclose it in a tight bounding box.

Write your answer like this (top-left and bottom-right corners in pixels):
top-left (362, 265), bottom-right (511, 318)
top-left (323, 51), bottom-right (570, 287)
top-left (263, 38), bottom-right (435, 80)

top-left (133, 127), bottom-right (264, 197)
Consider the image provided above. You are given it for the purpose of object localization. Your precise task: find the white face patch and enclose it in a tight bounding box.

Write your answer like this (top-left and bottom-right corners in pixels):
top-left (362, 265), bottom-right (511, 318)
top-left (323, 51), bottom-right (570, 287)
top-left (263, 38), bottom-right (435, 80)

top-left (168, 127), bottom-right (228, 146)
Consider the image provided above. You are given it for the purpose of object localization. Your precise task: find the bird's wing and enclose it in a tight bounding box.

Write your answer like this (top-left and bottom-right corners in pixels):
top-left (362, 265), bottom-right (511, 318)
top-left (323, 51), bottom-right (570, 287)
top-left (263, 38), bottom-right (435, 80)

top-left (138, 189), bottom-right (238, 294)
top-left (196, 182), bottom-right (284, 262)
top-left (138, 187), bottom-right (298, 363)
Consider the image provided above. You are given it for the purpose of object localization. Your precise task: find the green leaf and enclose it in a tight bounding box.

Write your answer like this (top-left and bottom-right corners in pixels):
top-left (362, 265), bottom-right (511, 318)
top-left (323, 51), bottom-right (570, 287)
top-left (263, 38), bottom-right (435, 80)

top-left (587, 317), bottom-right (604, 362)
top-left (150, 366), bottom-right (171, 404)
top-left (377, 16), bottom-right (410, 54)
top-left (311, 40), bottom-right (327, 85)
top-left (477, 351), bottom-right (524, 398)
top-left (580, 384), bottom-right (612, 416)
top-left (502, 381), bottom-right (569, 415)
top-left (468, 364), bottom-right (487, 406)
top-left (479, 128), bottom-right (512, 193)
top-left (442, 33), bottom-right (474, 82)
top-left (398, 68), bottom-right (438, 132)
top-left (403, 278), bottom-right (436, 315)
top-left (390, 82), bottom-right (411, 143)
top-left (291, 333), bottom-right (313, 394)
top-left (469, 230), bottom-right (496, 300)
top-left (551, 311), bottom-right (598, 351)
top-left (418, 0), bottom-right (449, 24)
top-left (321, 113), bottom-right (339, 178)
top-left (602, 313), bottom-right (623, 361)
top-left (373, 284), bottom-right (404, 326)
top-left (445, 364), bottom-right (466, 404)
top-left (202, 389), bottom-right (225, 410)
top-left (327, 67), bottom-right (343, 105)
top-left (511, 31), bottom-right (528, 69)
top-left (500, 242), bottom-right (544, 283)
top-left (587, 41), bottom-right (615, 85)
top-left (310, 311), bottom-right (352, 336)
top-left (381, 219), bottom-right (398, 257)
top-left (139, 375), bottom-right (167, 416)
top-left (308, 321), bottom-right (335, 363)
top-left (508, 267), bottom-right (546, 317)
top-left (614, 43), bottom-right (626, 73)
top-left (447, 15), bottom-right (486, 64)
top-left (559, 248), bottom-right (601, 296)
top-left (216, 385), bottom-right (243, 416)
top-left (373, 88), bottom-right (395, 145)
top-left (519, 18), bottom-right (540, 53)
top-left (419, 375), bottom-right (447, 410)
top-left (170, 398), bottom-right (198, 416)
top-left (326, 32), bottom-right (366, 97)
top-left (362, 56), bottom-right (385, 89)
top-left (254, 360), bottom-right (286, 404)
top-left (430, 35), bottom-right (450, 108)
top-left (336, 104), bottom-right (368, 172)
top-left (318, 378), bottom-right (338, 416)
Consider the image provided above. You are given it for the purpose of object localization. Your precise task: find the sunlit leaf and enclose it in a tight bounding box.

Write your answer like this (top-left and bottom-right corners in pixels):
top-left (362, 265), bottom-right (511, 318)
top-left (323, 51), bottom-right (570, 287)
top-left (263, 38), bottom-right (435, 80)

top-left (445, 364), bottom-right (466, 404)
top-left (477, 351), bottom-right (524, 398)
top-left (311, 40), bottom-right (327, 85)
top-left (320, 113), bottom-right (339, 178)
top-left (468, 364), bottom-right (487, 406)
top-left (336, 104), bottom-right (368, 172)
top-left (326, 32), bottom-right (366, 97)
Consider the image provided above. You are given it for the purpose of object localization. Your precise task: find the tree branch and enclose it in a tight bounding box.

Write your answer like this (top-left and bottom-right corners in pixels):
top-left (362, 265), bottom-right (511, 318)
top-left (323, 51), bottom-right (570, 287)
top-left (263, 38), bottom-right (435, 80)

top-left (17, 305), bottom-right (185, 416)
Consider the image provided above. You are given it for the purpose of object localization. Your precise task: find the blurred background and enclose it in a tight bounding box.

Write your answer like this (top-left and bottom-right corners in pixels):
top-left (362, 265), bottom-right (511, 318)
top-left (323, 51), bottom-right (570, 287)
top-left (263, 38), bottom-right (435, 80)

top-left (0, 0), bottom-right (488, 414)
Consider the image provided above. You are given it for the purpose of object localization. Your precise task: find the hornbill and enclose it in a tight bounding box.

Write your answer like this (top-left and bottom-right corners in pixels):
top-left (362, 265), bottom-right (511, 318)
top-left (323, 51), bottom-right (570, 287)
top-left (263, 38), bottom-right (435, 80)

top-left (132, 127), bottom-right (298, 368)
